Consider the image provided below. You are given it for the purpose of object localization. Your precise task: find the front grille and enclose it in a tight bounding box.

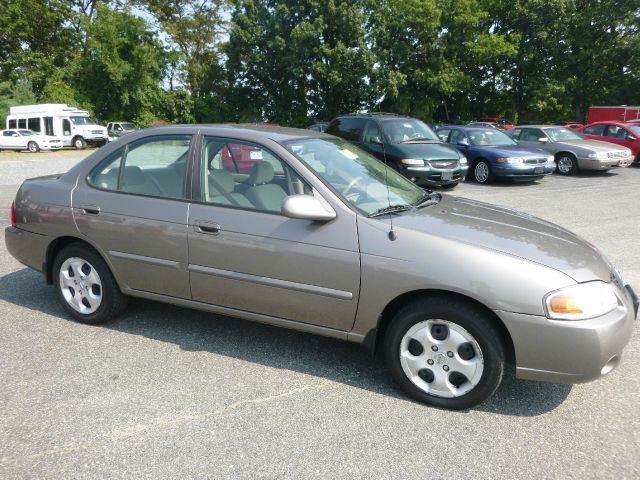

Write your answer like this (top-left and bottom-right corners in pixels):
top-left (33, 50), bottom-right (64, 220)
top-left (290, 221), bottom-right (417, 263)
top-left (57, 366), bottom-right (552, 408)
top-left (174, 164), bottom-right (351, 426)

top-left (607, 151), bottom-right (629, 159)
top-left (91, 130), bottom-right (103, 135)
top-left (429, 160), bottom-right (458, 169)
top-left (524, 157), bottom-right (548, 164)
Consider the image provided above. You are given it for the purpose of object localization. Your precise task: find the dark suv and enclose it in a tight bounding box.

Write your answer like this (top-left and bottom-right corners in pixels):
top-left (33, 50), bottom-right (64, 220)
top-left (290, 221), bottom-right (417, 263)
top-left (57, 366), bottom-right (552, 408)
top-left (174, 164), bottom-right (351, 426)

top-left (326, 113), bottom-right (468, 187)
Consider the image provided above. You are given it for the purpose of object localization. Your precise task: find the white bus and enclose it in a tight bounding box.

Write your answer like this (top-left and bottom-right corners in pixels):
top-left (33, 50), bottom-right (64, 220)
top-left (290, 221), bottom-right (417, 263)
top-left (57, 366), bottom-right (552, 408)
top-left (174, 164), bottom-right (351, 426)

top-left (6, 104), bottom-right (108, 149)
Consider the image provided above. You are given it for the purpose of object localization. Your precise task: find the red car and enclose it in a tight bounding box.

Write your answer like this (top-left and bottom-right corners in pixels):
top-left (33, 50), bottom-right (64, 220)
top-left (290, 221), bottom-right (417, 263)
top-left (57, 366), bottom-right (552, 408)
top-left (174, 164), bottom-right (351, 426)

top-left (563, 123), bottom-right (584, 130)
top-left (578, 122), bottom-right (640, 163)
top-left (478, 117), bottom-right (515, 129)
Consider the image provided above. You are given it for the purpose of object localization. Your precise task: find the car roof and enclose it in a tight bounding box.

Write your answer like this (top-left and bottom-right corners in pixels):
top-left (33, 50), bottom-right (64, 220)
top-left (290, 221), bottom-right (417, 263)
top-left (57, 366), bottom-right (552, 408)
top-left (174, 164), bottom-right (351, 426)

top-left (152, 123), bottom-right (330, 142)
top-left (516, 125), bottom-right (566, 129)
top-left (336, 113), bottom-right (413, 120)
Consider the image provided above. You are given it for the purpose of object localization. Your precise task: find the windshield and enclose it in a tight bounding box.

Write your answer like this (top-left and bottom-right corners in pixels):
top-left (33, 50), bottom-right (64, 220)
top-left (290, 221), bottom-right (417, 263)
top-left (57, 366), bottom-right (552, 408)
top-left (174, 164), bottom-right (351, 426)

top-left (70, 116), bottom-right (96, 126)
top-left (283, 137), bottom-right (426, 215)
top-left (121, 123), bottom-right (136, 130)
top-left (18, 130), bottom-right (34, 136)
top-left (627, 125), bottom-right (640, 136)
top-left (380, 119), bottom-right (439, 143)
top-left (469, 129), bottom-right (516, 146)
top-left (545, 127), bottom-right (584, 142)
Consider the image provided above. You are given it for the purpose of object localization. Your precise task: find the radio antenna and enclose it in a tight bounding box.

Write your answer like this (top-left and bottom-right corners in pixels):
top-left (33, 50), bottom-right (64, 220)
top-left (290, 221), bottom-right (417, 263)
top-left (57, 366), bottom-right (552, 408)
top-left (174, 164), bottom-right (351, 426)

top-left (379, 137), bottom-right (396, 241)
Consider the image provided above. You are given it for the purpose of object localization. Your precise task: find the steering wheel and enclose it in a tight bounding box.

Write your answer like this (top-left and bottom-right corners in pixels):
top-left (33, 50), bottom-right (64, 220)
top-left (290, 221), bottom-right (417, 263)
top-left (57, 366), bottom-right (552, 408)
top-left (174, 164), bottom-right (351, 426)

top-left (343, 176), bottom-right (364, 198)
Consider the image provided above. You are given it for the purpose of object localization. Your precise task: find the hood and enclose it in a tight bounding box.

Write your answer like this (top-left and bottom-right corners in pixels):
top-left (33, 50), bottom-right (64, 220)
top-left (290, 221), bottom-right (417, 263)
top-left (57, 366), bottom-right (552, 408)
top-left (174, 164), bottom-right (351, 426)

top-left (556, 139), bottom-right (629, 152)
top-left (393, 195), bottom-right (611, 283)
top-left (388, 141), bottom-right (461, 160)
top-left (474, 145), bottom-right (549, 157)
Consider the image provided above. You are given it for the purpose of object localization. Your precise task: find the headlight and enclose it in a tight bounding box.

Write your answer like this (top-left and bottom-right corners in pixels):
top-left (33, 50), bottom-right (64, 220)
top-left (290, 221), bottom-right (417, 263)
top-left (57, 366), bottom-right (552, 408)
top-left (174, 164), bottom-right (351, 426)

top-left (544, 282), bottom-right (619, 320)
top-left (588, 152), bottom-right (608, 160)
top-left (459, 156), bottom-right (467, 165)
top-left (400, 159), bottom-right (425, 166)
top-left (496, 157), bottom-right (523, 164)
top-left (547, 155), bottom-right (554, 162)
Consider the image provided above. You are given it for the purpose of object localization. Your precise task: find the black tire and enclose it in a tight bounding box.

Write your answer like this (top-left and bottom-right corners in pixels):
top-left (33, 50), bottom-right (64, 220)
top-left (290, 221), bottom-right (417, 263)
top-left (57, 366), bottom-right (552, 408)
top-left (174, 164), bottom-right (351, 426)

top-left (27, 141), bottom-right (40, 153)
top-left (383, 297), bottom-right (506, 410)
top-left (73, 136), bottom-right (87, 150)
top-left (555, 153), bottom-right (578, 175)
top-left (473, 159), bottom-right (493, 184)
top-left (53, 243), bottom-right (127, 324)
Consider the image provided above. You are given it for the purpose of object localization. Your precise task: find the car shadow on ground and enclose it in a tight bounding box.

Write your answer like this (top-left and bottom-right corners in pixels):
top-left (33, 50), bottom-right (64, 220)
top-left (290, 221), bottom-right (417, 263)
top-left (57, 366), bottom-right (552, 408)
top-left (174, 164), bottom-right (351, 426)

top-left (0, 267), bottom-right (572, 416)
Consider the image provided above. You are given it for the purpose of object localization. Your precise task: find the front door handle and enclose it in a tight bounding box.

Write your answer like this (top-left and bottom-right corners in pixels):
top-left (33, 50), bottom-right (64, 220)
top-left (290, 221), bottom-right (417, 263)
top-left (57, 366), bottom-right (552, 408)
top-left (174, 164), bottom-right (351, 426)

top-left (195, 223), bottom-right (221, 235)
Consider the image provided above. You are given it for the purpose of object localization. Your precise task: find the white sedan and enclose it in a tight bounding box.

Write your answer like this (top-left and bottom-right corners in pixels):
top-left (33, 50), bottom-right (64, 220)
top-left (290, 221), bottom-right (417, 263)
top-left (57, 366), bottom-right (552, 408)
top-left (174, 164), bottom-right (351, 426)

top-left (0, 129), bottom-right (64, 152)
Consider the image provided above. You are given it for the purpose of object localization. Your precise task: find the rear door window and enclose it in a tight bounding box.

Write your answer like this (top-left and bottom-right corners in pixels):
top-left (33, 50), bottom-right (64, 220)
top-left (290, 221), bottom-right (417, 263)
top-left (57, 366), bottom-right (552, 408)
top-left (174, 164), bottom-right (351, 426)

top-left (326, 117), bottom-right (367, 142)
top-left (584, 124), bottom-right (606, 136)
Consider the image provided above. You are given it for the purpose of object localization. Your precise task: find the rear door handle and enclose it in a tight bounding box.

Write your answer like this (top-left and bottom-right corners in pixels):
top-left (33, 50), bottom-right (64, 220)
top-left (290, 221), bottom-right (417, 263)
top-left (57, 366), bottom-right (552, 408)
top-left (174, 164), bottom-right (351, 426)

top-left (80, 204), bottom-right (100, 215)
top-left (195, 223), bottom-right (221, 235)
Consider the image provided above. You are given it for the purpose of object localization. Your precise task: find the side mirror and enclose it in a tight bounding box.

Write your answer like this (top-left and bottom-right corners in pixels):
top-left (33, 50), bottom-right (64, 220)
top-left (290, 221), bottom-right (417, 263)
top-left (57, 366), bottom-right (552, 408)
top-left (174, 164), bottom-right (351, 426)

top-left (539, 137), bottom-right (549, 143)
top-left (12, 133), bottom-right (19, 137)
top-left (282, 195), bottom-right (336, 222)
top-left (456, 138), bottom-right (470, 147)
top-left (369, 136), bottom-right (383, 144)
top-left (628, 135), bottom-right (637, 141)
top-left (64, 131), bottom-right (70, 136)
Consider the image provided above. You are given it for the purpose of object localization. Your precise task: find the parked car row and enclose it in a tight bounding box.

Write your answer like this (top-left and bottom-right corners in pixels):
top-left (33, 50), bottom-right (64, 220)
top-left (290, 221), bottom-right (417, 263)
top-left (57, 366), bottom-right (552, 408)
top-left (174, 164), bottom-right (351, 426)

top-left (308, 113), bottom-right (635, 187)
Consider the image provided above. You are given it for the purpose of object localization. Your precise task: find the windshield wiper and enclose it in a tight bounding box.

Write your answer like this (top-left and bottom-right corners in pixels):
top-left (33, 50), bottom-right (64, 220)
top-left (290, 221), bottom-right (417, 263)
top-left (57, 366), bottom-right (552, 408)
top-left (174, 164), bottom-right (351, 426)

top-left (412, 191), bottom-right (442, 208)
top-left (368, 204), bottom-right (413, 218)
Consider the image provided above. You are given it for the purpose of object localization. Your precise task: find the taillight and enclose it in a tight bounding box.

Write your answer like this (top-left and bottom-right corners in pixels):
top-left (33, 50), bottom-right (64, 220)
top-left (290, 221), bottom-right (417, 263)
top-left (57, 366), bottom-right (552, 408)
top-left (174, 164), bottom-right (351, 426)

top-left (11, 201), bottom-right (16, 226)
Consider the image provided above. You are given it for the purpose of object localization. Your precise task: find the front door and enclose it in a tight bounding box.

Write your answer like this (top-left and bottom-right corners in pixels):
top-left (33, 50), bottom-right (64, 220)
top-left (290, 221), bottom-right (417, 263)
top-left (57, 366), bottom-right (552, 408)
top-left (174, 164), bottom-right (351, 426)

top-left (187, 136), bottom-right (361, 331)
top-left (72, 133), bottom-right (195, 298)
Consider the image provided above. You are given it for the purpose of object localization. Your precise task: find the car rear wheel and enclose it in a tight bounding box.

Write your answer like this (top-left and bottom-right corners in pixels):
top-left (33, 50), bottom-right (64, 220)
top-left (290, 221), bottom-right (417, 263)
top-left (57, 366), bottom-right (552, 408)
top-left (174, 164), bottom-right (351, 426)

top-left (54, 243), bottom-right (127, 324)
top-left (473, 160), bottom-right (493, 184)
top-left (556, 154), bottom-right (578, 175)
top-left (383, 297), bottom-right (505, 410)
top-left (27, 141), bottom-right (40, 153)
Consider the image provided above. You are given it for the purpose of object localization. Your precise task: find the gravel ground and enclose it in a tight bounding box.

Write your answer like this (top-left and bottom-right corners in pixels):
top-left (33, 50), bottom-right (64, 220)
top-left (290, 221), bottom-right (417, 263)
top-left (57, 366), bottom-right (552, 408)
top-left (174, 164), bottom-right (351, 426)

top-left (0, 151), bottom-right (639, 479)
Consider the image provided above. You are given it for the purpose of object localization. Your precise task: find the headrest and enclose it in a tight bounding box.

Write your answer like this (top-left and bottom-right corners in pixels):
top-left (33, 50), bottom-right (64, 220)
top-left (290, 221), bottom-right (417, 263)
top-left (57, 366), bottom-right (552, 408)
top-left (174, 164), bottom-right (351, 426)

top-left (248, 161), bottom-right (274, 185)
top-left (208, 169), bottom-right (234, 194)
top-left (121, 166), bottom-right (147, 185)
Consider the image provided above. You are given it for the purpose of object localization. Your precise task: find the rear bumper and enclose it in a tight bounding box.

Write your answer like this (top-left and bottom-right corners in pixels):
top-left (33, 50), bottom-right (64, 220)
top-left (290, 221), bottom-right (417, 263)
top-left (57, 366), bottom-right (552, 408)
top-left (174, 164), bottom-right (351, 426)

top-left (496, 284), bottom-right (636, 384)
top-left (5, 226), bottom-right (49, 273)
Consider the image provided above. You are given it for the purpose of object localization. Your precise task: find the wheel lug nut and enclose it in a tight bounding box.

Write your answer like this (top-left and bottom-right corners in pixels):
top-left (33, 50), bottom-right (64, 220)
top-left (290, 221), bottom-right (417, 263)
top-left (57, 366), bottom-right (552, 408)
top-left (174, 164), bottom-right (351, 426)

top-left (447, 351), bottom-right (454, 358)
top-left (443, 365), bottom-right (450, 371)
top-left (431, 346), bottom-right (438, 352)
top-left (427, 359), bottom-right (434, 365)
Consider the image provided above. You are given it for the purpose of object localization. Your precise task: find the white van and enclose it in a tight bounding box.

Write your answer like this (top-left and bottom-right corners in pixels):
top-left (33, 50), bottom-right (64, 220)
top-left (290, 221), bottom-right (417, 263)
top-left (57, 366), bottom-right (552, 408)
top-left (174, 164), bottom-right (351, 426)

top-left (6, 104), bottom-right (108, 149)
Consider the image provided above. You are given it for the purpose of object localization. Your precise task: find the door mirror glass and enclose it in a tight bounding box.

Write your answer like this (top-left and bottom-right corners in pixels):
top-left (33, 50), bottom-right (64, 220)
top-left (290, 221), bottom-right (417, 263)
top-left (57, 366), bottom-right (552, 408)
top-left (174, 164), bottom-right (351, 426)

top-left (457, 138), bottom-right (470, 146)
top-left (539, 137), bottom-right (549, 143)
top-left (369, 136), bottom-right (383, 144)
top-left (282, 195), bottom-right (336, 222)
top-left (12, 133), bottom-right (19, 137)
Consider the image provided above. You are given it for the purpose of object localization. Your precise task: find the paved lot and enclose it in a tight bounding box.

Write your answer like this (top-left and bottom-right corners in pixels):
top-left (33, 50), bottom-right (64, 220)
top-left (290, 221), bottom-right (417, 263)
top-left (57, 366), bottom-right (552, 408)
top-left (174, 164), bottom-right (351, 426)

top-left (1, 150), bottom-right (639, 479)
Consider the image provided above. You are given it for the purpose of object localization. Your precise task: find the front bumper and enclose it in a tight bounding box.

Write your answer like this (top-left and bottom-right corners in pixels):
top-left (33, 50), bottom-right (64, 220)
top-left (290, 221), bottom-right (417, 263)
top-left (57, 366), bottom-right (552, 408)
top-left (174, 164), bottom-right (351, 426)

top-left (496, 283), bottom-right (636, 384)
top-left (577, 157), bottom-right (626, 171)
top-left (5, 226), bottom-right (49, 273)
top-left (403, 165), bottom-right (468, 186)
top-left (493, 162), bottom-right (556, 179)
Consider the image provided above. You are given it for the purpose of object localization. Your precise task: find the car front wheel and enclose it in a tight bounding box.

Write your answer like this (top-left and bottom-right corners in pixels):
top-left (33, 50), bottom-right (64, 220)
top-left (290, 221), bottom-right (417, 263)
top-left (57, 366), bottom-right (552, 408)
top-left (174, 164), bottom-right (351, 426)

top-left (54, 243), bottom-right (127, 324)
top-left (28, 141), bottom-right (40, 153)
top-left (73, 137), bottom-right (87, 150)
top-left (556, 154), bottom-right (578, 175)
top-left (384, 297), bottom-right (506, 410)
top-left (473, 160), bottom-right (493, 184)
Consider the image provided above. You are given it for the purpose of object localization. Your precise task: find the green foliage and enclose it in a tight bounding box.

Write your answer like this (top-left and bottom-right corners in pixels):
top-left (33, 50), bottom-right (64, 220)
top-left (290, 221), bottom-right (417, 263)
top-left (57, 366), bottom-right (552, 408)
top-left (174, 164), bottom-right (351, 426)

top-left (0, 0), bottom-right (638, 125)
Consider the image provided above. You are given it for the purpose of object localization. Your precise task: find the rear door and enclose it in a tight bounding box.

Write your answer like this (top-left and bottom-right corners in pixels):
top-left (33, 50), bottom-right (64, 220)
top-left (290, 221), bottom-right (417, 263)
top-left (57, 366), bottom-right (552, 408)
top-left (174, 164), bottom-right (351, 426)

top-left (72, 131), bottom-right (195, 298)
top-left (187, 135), bottom-right (361, 331)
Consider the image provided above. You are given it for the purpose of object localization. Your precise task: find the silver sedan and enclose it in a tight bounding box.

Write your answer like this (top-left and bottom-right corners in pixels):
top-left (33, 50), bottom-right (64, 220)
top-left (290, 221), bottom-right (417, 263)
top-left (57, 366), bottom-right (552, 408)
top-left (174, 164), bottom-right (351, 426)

top-left (509, 125), bottom-right (633, 174)
top-left (5, 125), bottom-right (638, 410)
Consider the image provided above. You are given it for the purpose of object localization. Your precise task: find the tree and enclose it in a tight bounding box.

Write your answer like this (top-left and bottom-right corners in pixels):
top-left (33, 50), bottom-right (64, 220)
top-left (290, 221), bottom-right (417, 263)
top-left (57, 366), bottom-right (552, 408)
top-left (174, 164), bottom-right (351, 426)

top-left (226, 0), bottom-right (376, 125)
top-left (73, 4), bottom-right (166, 124)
